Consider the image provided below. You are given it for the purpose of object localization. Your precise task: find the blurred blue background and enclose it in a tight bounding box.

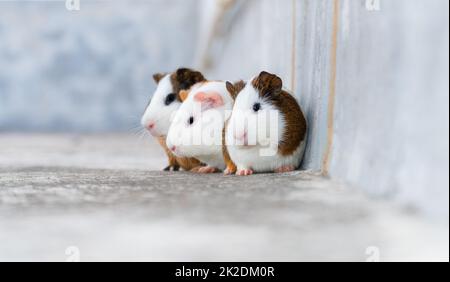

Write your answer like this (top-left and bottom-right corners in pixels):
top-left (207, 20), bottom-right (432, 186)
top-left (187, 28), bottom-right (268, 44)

top-left (0, 0), bottom-right (198, 132)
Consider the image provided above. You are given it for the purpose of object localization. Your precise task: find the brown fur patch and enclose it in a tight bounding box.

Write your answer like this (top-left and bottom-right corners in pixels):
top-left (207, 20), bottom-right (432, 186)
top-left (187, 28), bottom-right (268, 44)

top-left (274, 91), bottom-right (307, 156)
top-left (252, 71), bottom-right (307, 157)
top-left (170, 68), bottom-right (206, 101)
top-left (157, 136), bottom-right (203, 171)
top-left (251, 71), bottom-right (283, 99)
top-left (222, 120), bottom-right (237, 174)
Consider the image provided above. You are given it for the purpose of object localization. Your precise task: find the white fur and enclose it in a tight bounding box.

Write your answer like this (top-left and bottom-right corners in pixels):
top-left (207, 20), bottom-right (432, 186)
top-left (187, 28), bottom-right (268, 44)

top-left (226, 82), bottom-right (307, 173)
top-left (166, 81), bottom-right (233, 170)
top-left (141, 74), bottom-right (181, 137)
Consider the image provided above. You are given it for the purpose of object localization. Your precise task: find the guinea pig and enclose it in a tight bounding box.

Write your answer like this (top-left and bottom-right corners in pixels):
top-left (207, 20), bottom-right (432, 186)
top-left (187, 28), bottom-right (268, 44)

top-left (166, 81), bottom-right (234, 173)
top-left (141, 68), bottom-right (206, 171)
top-left (224, 71), bottom-right (307, 176)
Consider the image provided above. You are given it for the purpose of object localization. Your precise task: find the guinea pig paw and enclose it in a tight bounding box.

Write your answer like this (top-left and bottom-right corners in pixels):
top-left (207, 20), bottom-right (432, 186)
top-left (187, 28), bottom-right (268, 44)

top-left (163, 165), bottom-right (180, 172)
top-left (236, 169), bottom-right (254, 176)
top-left (198, 166), bottom-right (218, 174)
top-left (274, 165), bottom-right (296, 173)
top-left (190, 166), bottom-right (204, 173)
top-left (224, 167), bottom-right (236, 175)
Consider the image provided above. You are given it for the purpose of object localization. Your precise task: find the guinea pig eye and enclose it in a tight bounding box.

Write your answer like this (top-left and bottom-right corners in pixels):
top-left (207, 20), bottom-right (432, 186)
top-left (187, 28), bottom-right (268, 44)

top-left (188, 116), bottom-right (194, 125)
top-left (253, 102), bottom-right (261, 112)
top-left (165, 93), bottom-right (177, 106)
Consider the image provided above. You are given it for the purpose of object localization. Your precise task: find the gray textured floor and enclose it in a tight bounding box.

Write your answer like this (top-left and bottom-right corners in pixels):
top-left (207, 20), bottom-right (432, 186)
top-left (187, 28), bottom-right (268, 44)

top-left (0, 134), bottom-right (448, 261)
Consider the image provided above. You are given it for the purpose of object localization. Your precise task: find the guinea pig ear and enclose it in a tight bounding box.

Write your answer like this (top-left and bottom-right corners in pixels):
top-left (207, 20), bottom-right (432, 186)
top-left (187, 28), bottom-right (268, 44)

top-left (226, 80), bottom-right (246, 100)
top-left (175, 68), bottom-right (206, 90)
top-left (179, 90), bottom-right (189, 102)
top-left (194, 92), bottom-right (224, 112)
top-left (252, 71), bottom-right (283, 97)
top-left (153, 73), bottom-right (166, 84)
top-left (226, 81), bottom-right (236, 97)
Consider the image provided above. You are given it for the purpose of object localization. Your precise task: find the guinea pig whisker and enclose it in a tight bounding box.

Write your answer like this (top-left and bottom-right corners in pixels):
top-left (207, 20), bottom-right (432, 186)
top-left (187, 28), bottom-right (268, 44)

top-left (138, 130), bottom-right (151, 141)
top-left (128, 126), bottom-right (144, 135)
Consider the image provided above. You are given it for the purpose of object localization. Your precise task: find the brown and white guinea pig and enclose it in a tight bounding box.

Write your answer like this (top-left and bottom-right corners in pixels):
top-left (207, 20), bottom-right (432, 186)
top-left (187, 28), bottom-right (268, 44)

top-left (166, 81), bottom-right (234, 173)
top-left (224, 71), bottom-right (308, 176)
top-left (141, 68), bottom-right (206, 171)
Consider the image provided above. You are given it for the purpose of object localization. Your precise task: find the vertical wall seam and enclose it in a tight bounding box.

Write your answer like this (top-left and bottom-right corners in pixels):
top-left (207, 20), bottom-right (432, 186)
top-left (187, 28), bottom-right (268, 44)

top-left (322, 0), bottom-right (339, 175)
top-left (291, 0), bottom-right (297, 92)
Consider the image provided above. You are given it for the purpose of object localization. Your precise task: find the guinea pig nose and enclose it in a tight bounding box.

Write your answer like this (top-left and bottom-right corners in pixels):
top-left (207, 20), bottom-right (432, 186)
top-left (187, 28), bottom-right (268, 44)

top-left (147, 122), bottom-right (155, 130)
top-left (170, 146), bottom-right (176, 152)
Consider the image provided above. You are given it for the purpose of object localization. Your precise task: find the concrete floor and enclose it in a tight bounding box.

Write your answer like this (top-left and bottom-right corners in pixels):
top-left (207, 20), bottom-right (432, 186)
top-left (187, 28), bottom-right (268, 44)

top-left (0, 134), bottom-right (448, 261)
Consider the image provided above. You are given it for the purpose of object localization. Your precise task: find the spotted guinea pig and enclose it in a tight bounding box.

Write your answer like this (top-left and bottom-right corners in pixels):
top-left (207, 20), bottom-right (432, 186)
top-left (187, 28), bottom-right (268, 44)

top-left (141, 68), bottom-right (206, 171)
top-left (224, 71), bottom-right (308, 176)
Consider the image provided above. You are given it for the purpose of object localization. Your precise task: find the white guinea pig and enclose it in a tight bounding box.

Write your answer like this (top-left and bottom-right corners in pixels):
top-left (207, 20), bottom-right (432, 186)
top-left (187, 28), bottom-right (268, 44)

top-left (225, 71), bottom-right (308, 176)
top-left (141, 68), bottom-right (205, 171)
top-left (166, 81), bottom-right (234, 173)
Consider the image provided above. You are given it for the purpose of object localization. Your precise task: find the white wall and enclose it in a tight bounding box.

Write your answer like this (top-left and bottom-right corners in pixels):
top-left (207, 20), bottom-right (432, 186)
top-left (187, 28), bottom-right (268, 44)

top-left (197, 0), bottom-right (295, 84)
top-left (329, 0), bottom-right (449, 216)
top-left (294, 0), bottom-right (336, 170)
